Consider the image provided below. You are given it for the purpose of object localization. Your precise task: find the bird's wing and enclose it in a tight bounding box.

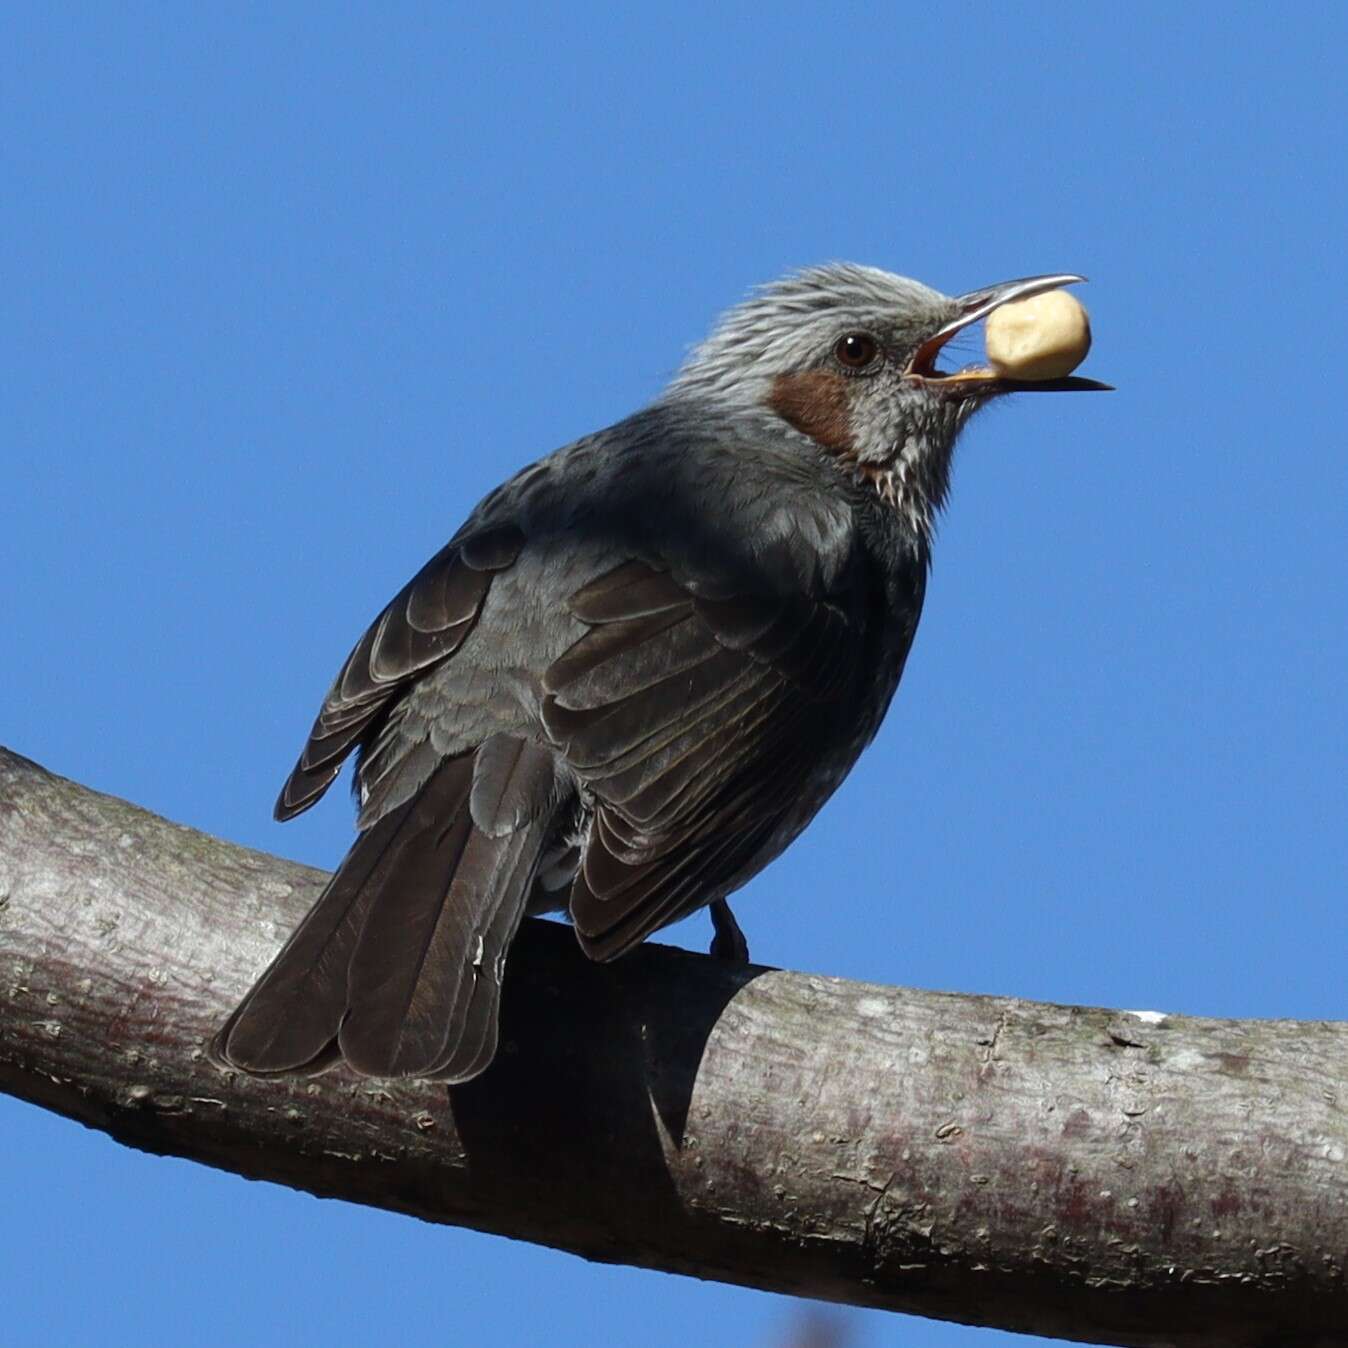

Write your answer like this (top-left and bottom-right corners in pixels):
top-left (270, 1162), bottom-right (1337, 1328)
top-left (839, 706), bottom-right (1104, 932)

top-left (542, 557), bottom-right (864, 960)
top-left (273, 524), bottom-right (524, 820)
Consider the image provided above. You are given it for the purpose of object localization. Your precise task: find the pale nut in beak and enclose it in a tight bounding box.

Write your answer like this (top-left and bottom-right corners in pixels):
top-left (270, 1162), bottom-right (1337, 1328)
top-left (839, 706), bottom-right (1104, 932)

top-left (985, 289), bottom-right (1092, 381)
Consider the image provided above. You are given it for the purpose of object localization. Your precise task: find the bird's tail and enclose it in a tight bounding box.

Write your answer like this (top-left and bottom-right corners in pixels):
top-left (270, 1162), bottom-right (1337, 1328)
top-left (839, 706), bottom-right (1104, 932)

top-left (215, 737), bottom-right (558, 1082)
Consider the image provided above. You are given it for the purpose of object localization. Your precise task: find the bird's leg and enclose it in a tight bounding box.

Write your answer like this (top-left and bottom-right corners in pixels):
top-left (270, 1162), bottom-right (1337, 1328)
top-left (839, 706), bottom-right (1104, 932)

top-left (709, 898), bottom-right (750, 963)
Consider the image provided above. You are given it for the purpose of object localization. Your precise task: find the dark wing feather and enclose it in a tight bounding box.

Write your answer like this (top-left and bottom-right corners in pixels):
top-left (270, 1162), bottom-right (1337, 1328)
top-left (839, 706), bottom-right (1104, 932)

top-left (542, 559), bottom-right (859, 961)
top-left (274, 524), bottom-right (524, 821)
top-left (570, 815), bottom-right (782, 959)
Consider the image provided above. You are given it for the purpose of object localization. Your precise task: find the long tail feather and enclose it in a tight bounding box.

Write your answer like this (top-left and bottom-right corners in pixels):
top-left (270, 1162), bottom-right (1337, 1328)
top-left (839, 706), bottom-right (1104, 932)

top-left (219, 739), bottom-right (558, 1082)
top-left (214, 783), bottom-right (429, 1073)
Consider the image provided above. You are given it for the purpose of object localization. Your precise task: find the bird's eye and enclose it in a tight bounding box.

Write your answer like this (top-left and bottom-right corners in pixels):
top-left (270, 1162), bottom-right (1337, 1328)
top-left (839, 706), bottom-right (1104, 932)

top-left (834, 332), bottom-right (880, 371)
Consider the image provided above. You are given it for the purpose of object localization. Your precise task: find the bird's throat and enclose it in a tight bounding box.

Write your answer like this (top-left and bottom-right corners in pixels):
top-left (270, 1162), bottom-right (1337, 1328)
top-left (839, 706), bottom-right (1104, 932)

top-left (860, 433), bottom-right (955, 544)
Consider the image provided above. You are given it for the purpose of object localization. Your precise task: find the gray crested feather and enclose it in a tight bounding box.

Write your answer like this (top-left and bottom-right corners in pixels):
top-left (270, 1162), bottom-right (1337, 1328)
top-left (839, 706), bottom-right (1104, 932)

top-left (668, 263), bottom-right (955, 407)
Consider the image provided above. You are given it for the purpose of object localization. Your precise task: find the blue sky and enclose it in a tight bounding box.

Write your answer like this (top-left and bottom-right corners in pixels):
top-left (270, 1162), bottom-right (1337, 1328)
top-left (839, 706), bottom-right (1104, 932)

top-left (4, 5), bottom-right (1346, 1345)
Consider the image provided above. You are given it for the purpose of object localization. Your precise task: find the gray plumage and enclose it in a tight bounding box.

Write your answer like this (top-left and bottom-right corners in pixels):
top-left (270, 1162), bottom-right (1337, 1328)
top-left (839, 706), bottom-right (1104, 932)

top-left (216, 263), bottom-right (1106, 1082)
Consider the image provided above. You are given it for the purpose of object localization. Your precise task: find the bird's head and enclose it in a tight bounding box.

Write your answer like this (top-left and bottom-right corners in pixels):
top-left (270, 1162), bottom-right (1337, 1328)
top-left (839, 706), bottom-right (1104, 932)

top-left (668, 264), bottom-right (1108, 539)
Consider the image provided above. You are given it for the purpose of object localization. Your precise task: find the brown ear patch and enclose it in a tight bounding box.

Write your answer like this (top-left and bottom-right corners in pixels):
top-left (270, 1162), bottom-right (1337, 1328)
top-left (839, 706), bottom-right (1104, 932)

top-left (767, 371), bottom-right (855, 455)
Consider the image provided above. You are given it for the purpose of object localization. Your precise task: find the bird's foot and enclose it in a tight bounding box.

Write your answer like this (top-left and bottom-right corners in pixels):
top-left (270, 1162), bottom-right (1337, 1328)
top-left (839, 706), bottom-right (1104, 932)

top-left (709, 898), bottom-right (750, 963)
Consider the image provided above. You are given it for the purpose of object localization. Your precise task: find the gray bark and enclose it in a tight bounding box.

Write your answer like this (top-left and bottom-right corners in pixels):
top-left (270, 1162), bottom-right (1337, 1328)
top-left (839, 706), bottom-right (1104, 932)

top-left (0, 745), bottom-right (1344, 1347)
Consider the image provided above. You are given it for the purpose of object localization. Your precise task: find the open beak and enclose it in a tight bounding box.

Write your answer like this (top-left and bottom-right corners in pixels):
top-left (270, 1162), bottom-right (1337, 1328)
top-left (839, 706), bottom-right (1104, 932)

top-left (908, 274), bottom-right (1113, 395)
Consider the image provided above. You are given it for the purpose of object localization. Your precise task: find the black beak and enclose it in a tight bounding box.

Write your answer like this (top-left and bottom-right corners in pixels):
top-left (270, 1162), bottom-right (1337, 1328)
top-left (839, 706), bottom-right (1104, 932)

top-left (908, 274), bottom-right (1113, 395)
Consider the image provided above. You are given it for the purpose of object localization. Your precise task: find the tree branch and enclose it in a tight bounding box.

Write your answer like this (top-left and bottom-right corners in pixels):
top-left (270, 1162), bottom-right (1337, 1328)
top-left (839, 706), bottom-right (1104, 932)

top-left (0, 746), bottom-right (1343, 1347)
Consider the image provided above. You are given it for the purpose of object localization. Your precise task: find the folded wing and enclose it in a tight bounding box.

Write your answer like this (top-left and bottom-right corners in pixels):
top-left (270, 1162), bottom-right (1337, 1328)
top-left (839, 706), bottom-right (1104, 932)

top-left (274, 524), bottom-right (524, 821)
top-left (543, 559), bottom-right (860, 961)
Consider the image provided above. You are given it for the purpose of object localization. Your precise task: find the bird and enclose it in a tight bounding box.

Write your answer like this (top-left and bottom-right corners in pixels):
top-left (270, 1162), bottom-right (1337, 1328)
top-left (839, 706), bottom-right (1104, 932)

top-left (215, 264), bottom-right (1107, 1084)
